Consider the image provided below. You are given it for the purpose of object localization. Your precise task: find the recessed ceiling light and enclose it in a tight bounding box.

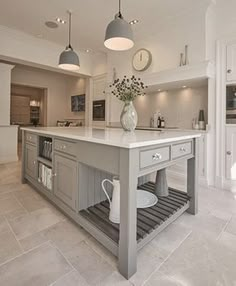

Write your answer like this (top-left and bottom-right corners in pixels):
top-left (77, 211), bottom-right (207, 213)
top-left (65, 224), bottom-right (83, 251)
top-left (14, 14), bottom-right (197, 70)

top-left (56, 17), bottom-right (66, 24)
top-left (182, 85), bottom-right (187, 88)
top-left (129, 19), bottom-right (139, 25)
top-left (158, 89), bottom-right (161, 92)
top-left (45, 21), bottom-right (58, 29)
top-left (36, 34), bottom-right (43, 38)
top-left (85, 49), bottom-right (91, 53)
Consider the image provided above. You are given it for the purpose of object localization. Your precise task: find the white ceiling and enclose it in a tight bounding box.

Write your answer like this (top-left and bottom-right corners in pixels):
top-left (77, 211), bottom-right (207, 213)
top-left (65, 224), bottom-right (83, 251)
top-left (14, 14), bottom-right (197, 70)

top-left (0, 0), bottom-right (211, 53)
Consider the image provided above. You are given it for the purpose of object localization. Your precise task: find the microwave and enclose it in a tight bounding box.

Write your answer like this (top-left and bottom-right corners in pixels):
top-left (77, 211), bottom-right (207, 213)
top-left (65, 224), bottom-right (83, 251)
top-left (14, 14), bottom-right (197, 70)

top-left (93, 100), bottom-right (105, 121)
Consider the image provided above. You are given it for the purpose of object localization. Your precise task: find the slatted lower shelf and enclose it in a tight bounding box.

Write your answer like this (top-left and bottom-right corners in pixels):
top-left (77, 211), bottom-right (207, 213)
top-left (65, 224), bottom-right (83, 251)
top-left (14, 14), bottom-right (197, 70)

top-left (80, 181), bottom-right (190, 245)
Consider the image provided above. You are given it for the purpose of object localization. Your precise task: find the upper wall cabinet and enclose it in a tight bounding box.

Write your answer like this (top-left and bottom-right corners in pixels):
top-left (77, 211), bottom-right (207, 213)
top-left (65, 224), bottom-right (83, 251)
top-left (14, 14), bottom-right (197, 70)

top-left (227, 44), bottom-right (236, 82)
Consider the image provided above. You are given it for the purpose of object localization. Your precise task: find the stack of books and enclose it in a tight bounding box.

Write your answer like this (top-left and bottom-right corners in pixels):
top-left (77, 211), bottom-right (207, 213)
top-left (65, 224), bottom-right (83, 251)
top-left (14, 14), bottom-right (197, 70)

top-left (38, 163), bottom-right (52, 190)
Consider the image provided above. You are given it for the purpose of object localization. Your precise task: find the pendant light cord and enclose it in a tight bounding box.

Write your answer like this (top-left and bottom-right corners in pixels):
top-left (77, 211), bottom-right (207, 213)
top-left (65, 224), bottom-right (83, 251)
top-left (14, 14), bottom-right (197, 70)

top-left (118, 0), bottom-right (122, 18)
top-left (68, 11), bottom-right (72, 49)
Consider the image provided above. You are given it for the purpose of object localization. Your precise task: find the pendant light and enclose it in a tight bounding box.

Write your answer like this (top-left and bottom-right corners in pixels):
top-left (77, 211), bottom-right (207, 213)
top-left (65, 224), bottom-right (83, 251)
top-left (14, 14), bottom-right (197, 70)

top-left (58, 11), bottom-right (80, 71)
top-left (104, 0), bottom-right (134, 51)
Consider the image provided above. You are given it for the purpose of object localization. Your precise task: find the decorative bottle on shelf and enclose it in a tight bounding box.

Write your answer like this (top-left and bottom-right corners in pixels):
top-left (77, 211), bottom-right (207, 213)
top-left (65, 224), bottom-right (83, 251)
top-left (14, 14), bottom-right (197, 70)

top-left (198, 110), bottom-right (205, 130)
top-left (160, 117), bottom-right (165, 128)
top-left (184, 45), bottom-right (189, 65)
top-left (158, 114), bottom-right (161, 128)
top-left (180, 53), bottom-right (184, 66)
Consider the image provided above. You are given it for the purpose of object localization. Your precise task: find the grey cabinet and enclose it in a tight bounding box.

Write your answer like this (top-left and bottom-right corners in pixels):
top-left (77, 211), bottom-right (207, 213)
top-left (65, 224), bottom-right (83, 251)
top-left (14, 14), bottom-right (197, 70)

top-left (53, 153), bottom-right (77, 210)
top-left (25, 144), bottom-right (37, 179)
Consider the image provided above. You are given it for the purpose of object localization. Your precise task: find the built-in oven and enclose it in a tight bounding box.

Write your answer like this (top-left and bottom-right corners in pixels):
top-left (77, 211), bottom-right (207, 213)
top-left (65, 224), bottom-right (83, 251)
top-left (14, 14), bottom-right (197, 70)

top-left (226, 86), bottom-right (236, 124)
top-left (93, 100), bottom-right (105, 121)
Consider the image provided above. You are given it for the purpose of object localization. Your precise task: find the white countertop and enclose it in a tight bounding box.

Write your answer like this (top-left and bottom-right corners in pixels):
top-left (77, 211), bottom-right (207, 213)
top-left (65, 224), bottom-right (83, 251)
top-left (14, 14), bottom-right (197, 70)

top-left (21, 127), bottom-right (201, 149)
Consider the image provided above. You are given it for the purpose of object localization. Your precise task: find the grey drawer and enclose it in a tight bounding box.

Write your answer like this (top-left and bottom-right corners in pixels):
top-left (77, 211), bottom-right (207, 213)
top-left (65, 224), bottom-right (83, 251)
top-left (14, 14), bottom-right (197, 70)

top-left (54, 139), bottom-right (77, 156)
top-left (25, 133), bottom-right (37, 145)
top-left (172, 141), bottom-right (192, 160)
top-left (140, 146), bottom-right (170, 169)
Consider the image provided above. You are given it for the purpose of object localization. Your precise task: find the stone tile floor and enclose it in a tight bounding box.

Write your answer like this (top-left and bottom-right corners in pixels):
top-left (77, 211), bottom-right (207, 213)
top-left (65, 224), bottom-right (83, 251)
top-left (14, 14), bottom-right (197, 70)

top-left (1, 160), bottom-right (236, 285)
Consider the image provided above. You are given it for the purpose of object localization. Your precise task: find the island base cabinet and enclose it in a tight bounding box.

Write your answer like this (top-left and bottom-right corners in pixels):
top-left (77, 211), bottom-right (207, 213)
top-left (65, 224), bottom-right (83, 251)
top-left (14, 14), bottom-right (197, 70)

top-left (25, 144), bottom-right (37, 180)
top-left (53, 154), bottom-right (77, 210)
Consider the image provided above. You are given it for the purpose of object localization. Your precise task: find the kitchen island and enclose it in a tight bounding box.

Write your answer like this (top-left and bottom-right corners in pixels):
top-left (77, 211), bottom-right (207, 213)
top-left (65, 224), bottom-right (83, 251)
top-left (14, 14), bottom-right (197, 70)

top-left (21, 127), bottom-right (201, 279)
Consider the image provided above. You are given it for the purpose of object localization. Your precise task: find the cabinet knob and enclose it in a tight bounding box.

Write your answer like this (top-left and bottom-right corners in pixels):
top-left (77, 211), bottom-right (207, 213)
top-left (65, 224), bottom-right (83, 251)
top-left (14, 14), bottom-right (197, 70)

top-left (33, 160), bottom-right (36, 165)
top-left (152, 153), bottom-right (162, 161)
top-left (180, 147), bottom-right (186, 152)
top-left (52, 173), bottom-right (57, 177)
top-left (227, 69), bottom-right (232, 74)
top-left (227, 151), bottom-right (231, 155)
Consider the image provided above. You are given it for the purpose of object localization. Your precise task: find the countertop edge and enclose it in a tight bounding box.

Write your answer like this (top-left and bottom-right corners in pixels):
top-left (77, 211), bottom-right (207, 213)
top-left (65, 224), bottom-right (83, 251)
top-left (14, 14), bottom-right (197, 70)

top-left (21, 127), bottom-right (202, 149)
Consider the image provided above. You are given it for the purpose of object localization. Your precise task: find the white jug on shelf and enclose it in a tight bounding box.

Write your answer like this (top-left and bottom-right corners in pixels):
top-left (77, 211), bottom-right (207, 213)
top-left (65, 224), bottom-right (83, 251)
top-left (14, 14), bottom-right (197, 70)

top-left (101, 177), bottom-right (120, 224)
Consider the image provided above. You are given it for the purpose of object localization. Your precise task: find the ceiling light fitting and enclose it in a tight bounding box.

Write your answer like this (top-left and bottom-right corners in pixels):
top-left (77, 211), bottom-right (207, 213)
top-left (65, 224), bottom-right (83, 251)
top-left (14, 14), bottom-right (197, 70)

top-left (58, 11), bottom-right (80, 71)
top-left (129, 19), bottom-right (139, 25)
top-left (104, 0), bottom-right (134, 51)
top-left (56, 17), bottom-right (66, 24)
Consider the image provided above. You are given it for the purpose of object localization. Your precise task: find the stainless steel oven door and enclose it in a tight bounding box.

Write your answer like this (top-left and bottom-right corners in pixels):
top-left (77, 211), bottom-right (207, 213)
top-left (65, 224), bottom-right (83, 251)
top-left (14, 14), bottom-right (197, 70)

top-left (93, 100), bottom-right (105, 121)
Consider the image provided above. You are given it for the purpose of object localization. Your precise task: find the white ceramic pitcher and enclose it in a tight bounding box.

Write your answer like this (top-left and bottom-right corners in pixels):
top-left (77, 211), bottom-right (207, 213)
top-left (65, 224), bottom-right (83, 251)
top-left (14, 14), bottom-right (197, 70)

top-left (101, 177), bottom-right (120, 224)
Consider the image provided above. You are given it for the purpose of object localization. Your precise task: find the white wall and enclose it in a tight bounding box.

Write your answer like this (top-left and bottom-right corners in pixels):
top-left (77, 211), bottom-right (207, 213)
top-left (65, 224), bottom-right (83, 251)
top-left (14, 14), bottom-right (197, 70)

top-left (133, 86), bottom-right (208, 129)
top-left (0, 126), bottom-right (18, 163)
top-left (0, 63), bottom-right (15, 125)
top-left (65, 77), bottom-right (86, 123)
top-left (11, 65), bottom-right (84, 126)
top-left (0, 25), bottom-right (92, 77)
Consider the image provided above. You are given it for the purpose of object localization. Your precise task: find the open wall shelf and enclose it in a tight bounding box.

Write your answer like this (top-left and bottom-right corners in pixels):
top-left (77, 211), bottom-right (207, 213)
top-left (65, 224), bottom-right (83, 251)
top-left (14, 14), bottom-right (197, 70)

top-left (80, 181), bottom-right (190, 249)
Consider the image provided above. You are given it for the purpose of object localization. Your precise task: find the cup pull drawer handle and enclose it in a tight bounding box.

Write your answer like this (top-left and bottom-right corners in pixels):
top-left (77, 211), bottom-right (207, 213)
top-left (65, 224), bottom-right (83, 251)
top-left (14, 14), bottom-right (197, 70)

top-left (152, 153), bottom-right (162, 160)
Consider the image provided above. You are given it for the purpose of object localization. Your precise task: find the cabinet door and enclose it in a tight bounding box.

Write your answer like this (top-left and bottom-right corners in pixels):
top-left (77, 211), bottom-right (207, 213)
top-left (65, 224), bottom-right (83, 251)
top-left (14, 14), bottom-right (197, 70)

top-left (54, 154), bottom-right (77, 210)
top-left (226, 128), bottom-right (236, 180)
top-left (25, 144), bottom-right (37, 179)
top-left (226, 44), bottom-right (236, 82)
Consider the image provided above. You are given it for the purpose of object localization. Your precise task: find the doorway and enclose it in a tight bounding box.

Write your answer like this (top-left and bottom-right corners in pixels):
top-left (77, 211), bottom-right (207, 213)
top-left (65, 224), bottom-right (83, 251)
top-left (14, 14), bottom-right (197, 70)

top-left (10, 84), bottom-right (47, 158)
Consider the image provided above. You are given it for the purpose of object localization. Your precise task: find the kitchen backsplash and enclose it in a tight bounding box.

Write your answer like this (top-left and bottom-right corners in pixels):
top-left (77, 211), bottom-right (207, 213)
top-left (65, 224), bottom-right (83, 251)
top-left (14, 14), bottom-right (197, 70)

top-left (134, 85), bottom-right (208, 129)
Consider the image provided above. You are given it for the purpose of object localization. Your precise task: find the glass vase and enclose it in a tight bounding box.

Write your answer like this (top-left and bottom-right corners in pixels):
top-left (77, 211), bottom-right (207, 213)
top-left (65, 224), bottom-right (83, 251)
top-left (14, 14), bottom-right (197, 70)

top-left (120, 101), bottom-right (138, 132)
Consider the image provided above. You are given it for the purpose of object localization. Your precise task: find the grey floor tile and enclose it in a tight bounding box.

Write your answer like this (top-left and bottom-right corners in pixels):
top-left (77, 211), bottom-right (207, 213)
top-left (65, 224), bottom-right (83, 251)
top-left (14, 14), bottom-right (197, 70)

top-left (85, 235), bottom-right (117, 268)
top-left (218, 231), bottom-right (236, 252)
top-left (159, 232), bottom-right (236, 286)
top-left (150, 223), bottom-right (191, 254)
top-left (65, 241), bottom-right (114, 285)
top-left (0, 197), bottom-right (22, 215)
top-left (174, 211), bottom-right (227, 238)
top-left (19, 220), bottom-right (88, 252)
top-left (0, 242), bottom-right (72, 286)
top-left (52, 270), bottom-right (89, 286)
top-left (9, 207), bottom-right (63, 240)
top-left (145, 271), bottom-right (181, 286)
top-left (0, 216), bottom-right (11, 234)
top-left (225, 216), bottom-right (236, 236)
top-left (130, 241), bottom-right (169, 286)
top-left (99, 271), bottom-right (133, 286)
top-left (15, 195), bottom-right (49, 212)
top-left (0, 230), bottom-right (22, 264)
top-left (4, 207), bottom-right (28, 220)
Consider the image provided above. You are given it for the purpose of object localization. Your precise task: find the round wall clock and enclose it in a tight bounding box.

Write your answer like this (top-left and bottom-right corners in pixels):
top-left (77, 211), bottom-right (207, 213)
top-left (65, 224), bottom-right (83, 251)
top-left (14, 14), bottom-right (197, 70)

top-left (132, 49), bottom-right (152, 71)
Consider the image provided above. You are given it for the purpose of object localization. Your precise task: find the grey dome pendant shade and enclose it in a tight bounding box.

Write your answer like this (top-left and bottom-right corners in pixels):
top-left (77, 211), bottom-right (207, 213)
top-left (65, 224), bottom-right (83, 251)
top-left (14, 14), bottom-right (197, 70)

top-left (58, 11), bottom-right (80, 71)
top-left (104, 0), bottom-right (134, 51)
